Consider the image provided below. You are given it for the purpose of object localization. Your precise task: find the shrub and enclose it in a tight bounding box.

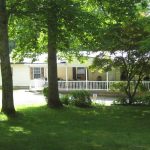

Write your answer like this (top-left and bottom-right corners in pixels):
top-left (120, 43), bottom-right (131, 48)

top-left (43, 88), bottom-right (70, 105)
top-left (43, 87), bottom-right (48, 99)
top-left (138, 83), bottom-right (149, 92)
top-left (60, 94), bottom-right (69, 105)
top-left (113, 92), bottom-right (150, 105)
top-left (43, 88), bottom-right (92, 107)
top-left (110, 81), bottom-right (148, 93)
top-left (69, 90), bottom-right (92, 107)
top-left (113, 96), bottom-right (128, 105)
top-left (134, 93), bottom-right (150, 105)
top-left (110, 82), bottom-right (126, 93)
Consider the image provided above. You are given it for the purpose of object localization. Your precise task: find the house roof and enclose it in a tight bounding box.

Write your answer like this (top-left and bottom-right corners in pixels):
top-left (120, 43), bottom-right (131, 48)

top-left (10, 51), bottom-right (97, 67)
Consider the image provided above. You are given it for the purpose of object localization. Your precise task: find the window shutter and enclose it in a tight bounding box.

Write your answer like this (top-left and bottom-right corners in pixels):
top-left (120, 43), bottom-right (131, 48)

top-left (41, 67), bottom-right (44, 78)
top-left (72, 67), bottom-right (76, 80)
top-left (30, 67), bottom-right (33, 79)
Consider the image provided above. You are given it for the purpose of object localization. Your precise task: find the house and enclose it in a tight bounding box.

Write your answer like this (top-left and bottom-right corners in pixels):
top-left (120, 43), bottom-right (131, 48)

top-left (0, 57), bottom-right (120, 88)
top-left (0, 56), bottom-right (149, 91)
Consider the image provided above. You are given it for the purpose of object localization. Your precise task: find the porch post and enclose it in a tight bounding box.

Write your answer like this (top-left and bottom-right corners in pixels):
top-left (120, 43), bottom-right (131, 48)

top-left (86, 67), bottom-right (88, 90)
top-left (106, 72), bottom-right (109, 91)
top-left (65, 64), bottom-right (68, 91)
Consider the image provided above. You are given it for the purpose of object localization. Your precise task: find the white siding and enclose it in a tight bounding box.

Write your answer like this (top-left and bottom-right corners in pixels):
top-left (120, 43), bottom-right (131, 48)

top-left (0, 64), bottom-right (31, 87)
top-left (12, 64), bottom-right (30, 86)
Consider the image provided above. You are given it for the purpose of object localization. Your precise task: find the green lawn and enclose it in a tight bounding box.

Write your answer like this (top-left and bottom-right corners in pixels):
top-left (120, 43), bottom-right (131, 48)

top-left (1, 105), bottom-right (150, 150)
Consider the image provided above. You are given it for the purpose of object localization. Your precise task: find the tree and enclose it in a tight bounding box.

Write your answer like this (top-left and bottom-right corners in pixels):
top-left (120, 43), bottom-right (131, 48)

top-left (0, 0), bottom-right (30, 114)
top-left (91, 0), bottom-right (150, 104)
top-left (9, 0), bottom-right (100, 108)
top-left (0, 0), bottom-right (15, 114)
top-left (92, 48), bottom-right (150, 104)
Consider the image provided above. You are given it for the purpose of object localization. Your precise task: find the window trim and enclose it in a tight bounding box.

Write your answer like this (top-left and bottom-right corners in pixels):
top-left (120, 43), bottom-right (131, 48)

top-left (33, 67), bottom-right (41, 79)
top-left (30, 67), bottom-right (45, 79)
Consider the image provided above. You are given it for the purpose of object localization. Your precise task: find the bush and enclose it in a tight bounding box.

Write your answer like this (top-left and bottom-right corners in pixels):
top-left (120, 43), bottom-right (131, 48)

top-left (43, 87), bottom-right (48, 99)
top-left (113, 96), bottom-right (128, 105)
top-left (134, 93), bottom-right (150, 105)
top-left (110, 81), bottom-right (149, 93)
top-left (138, 83), bottom-right (149, 92)
top-left (69, 90), bottom-right (92, 108)
top-left (113, 92), bottom-right (150, 105)
top-left (43, 87), bottom-right (70, 105)
top-left (43, 88), bottom-right (92, 107)
top-left (110, 82), bottom-right (126, 93)
top-left (60, 94), bottom-right (69, 105)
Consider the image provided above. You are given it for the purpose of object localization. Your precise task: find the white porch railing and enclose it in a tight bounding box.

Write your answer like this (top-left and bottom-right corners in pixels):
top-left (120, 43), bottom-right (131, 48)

top-left (142, 81), bottom-right (150, 90)
top-left (30, 80), bottom-right (150, 91)
top-left (58, 81), bottom-right (110, 91)
top-left (29, 79), bottom-right (45, 91)
top-left (57, 81), bottom-right (150, 91)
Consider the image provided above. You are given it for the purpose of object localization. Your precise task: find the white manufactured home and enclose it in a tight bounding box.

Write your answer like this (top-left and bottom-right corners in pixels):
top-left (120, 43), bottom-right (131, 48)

top-left (0, 57), bottom-right (149, 91)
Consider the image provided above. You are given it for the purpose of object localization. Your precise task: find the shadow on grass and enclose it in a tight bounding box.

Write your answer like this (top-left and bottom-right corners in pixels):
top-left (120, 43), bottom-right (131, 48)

top-left (1, 105), bottom-right (150, 150)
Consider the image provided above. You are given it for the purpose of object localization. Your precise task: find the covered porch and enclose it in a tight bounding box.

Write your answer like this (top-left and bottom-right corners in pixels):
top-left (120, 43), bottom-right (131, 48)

top-left (57, 60), bottom-right (119, 82)
top-left (29, 60), bottom-right (150, 91)
top-left (29, 79), bottom-right (150, 91)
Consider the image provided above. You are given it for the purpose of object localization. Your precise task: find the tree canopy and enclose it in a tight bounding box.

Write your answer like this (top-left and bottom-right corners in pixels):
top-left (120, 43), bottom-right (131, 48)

top-left (9, 0), bottom-right (100, 60)
top-left (8, 0), bottom-right (103, 107)
top-left (2, 0), bottom-right (149, 108)
top-left (91, 0), bottom-right (150, 104)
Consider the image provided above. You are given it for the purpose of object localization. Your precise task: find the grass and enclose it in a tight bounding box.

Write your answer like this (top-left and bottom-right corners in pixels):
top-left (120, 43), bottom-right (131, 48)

top-left (1, 105), bottom-right (150, 150)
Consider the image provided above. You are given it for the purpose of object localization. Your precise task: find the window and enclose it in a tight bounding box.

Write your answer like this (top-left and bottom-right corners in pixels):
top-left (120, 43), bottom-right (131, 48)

top-left (120, 70), bottom-right (127, 81)
top-left (77, 67), bottom-right (86, 80)
top-left (30, 67), bottom-right (44, 79)
top-left (77, 67), bottom-right (85, 74)
top-left (33, 67), bottom-right (41, 79)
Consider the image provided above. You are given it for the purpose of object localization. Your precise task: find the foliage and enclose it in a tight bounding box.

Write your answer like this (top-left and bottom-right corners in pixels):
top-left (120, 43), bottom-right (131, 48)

top-left (9, 17), bottom-right (43, 62)
top-left (7, 0), bottom-right (150, 107)
top-left (91, 0), bottom-right (150, 104)
top-left (114, 92), bottom-right (150, 105)
top-left (8, 0), bottom-right (102, 108)
top-left (43, 87), bottom-right (48, 99)
top-left (60, 94), bottom-right (70, 105)
top-left (110, 82), bottom-right (127, 93)
top-left (69, 90), bottom-right (92, 107)
top-left (134, 93), bottom-right (150, 105)
top-left (138, 83), bottom-right (149, 92)
top-left (113, 96), bottom-right (128, 105)
top-left (110, 82), bottom-right (149, 93)
top-left (43, 88), bottom-right (92, 107)
top-left (9, 0), bottom-right (100, 61)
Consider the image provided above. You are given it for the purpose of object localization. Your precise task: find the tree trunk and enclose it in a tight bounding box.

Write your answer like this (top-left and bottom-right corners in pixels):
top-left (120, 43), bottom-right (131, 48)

top-left (0, 0), bottom-right (15, 115)
top-left (47, 22), bottom-right (62, 108)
